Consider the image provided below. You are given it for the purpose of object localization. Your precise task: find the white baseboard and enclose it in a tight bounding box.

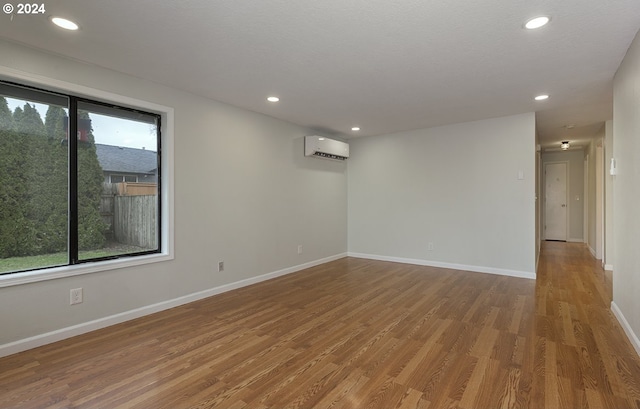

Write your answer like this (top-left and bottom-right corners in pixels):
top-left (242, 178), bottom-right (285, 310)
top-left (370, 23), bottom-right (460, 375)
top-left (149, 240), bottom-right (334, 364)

top-left (611, 301), bottom-right (640, 357)
top-left (604, 264), bottom-right (614, 271)
top-left (588, 245), bottom-right (597, 258)
top-left (0, 253), bottom-right (347, 358)
top-left (567, 238), bottom-right (585, 243)
top-left (348, 252), bottom-right (536, 280)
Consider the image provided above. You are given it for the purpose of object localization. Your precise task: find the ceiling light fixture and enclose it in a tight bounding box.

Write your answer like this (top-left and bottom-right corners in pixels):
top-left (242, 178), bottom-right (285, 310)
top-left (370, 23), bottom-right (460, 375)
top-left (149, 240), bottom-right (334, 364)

top-left (561, 141), bottom-right (570, 150)
top-left (525, 16), bottom-right (550, 30)
top-left (266, 96), bottom-right (279, 102)
top-left (535, 94), bottom-right (549, 101)
top-left (351, 127), bottom-right (360, 131)
top-left (51, 17), bottom-right (79, 31)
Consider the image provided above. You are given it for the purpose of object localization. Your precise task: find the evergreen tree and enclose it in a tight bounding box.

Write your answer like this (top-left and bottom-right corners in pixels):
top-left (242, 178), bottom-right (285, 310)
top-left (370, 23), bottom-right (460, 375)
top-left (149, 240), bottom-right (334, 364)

top-left (0, 97), bottom-right (13, 130)
top-left (77, 111), bottom-right (106, 250)
top-left (15, 103), bottom-right (46, 137)
top-left (12, 106), bottom-right (23, 124)
top-left (13, 103), bottom-right (52, 253)
top-left (45, 105), bottom-right (66, 140)
top-left (0, 102), bottom-right (106, 259)
top-left (0, 101), bottom-right (21, 256)
top-left (40, 105), bottom-right (69, 252)
top-left (0, 122), bottom-right (35, 257)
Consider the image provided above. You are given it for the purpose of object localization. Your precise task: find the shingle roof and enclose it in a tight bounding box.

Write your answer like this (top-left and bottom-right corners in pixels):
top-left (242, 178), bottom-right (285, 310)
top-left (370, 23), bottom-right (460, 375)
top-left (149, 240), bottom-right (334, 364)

top-left (95, 144), bottom-right (157, 174)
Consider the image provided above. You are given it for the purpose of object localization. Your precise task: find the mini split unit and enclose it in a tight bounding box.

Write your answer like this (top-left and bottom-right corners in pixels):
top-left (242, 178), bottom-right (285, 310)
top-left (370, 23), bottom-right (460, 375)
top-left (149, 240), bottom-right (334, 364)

top-left (304, 136), bottom-right (350, 160)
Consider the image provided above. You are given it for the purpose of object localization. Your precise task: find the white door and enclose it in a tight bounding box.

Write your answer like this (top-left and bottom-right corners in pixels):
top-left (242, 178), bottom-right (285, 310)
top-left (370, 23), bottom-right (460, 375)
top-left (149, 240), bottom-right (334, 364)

top-left (545, 163), bottom-right (567, 241)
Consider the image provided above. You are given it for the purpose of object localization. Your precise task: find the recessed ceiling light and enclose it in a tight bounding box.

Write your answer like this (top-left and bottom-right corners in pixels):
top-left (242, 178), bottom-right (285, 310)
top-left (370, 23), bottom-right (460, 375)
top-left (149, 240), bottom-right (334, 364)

top-left (51, 17), bottom-right (79, 31)
top-left (351, 127), bottom-right (360, 131)
top-left (525, 16), bottom-right (550, 30)
top-left (266, 96), bottom-right (279, 102)
top-left (534, 94), bottom-right (549, 101)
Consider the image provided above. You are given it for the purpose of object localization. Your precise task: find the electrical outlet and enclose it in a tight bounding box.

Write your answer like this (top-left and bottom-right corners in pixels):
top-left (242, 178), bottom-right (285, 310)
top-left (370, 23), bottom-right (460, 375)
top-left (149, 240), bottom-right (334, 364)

top-left (297, 245), bottom-right (303, 255)
top-left (70, 288), bottom-right (83, 305)
top-left (218, 261), bottom-right (224, 272)
top-left (427, 242), bottom-right (434, 251)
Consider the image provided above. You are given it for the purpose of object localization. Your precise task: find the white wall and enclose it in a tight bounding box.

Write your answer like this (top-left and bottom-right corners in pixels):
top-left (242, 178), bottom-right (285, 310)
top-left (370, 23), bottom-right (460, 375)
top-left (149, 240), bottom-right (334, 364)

top-left (588, 133), bottom-right (605, 257)
top-left (541, 150), bottom-right (585, 242)
top-left (604, 120), bottom-right (614, 270)
top-left (612, 28), bottom-right (640, 354)
top-left (348, 113), bottom-right (536, 277)
top-left (535, 132), bottom-right (542, 268)
top-left (0, 40), bottom-right (347, 348)
top-left (584, 135), bottom-right (603, 257)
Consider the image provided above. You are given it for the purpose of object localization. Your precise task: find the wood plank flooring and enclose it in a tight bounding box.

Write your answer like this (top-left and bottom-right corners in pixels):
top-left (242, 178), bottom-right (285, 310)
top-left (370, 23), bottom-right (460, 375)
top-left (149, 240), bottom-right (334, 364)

top-left (1, 241), bottom-right (639, 408)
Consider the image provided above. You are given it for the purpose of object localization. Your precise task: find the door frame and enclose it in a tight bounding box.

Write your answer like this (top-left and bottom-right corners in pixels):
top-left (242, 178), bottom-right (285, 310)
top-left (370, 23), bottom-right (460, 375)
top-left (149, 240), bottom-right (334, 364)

top-left (595, 145), bottom-right (604, 259)
top-left (584, 155), bottom-right (589, 245)
top-left (544, 161), bottom-right (570, 241)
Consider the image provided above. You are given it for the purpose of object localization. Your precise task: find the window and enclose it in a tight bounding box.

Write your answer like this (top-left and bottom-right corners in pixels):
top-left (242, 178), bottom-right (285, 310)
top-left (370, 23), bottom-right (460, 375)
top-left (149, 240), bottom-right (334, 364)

top-left (0, 81), bottom-right (162, 275)
top-left (110, 175), bottom-right (139, 183)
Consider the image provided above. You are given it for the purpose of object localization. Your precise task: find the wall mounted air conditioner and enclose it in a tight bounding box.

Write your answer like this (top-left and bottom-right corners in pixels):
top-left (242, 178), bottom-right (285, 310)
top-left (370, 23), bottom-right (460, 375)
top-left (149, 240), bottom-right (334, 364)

top-left (304, 136), bottom-right (350, 160)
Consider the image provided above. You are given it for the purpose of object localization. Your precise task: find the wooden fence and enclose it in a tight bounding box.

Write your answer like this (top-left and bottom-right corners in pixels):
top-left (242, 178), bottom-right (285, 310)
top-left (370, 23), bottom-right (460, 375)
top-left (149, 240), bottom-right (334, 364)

top-left (100, 184), bottom-right (119, 240)
top-left (114, 195), bottom-right (157, 249)
top-left (100, 183), bottom-right (157, 248)
top-left (116, 182), bottom-right (157, 196)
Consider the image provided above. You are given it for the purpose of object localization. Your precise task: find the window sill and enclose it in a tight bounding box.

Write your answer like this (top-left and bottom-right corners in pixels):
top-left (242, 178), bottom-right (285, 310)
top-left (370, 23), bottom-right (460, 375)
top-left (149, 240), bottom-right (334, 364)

top-left (0, 252), bottom-right (174, 288)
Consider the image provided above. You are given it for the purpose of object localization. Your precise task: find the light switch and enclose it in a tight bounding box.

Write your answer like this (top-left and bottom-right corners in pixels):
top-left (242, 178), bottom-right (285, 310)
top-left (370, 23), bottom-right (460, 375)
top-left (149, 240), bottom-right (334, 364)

top-left (517, 170), bottom-right (524, 180)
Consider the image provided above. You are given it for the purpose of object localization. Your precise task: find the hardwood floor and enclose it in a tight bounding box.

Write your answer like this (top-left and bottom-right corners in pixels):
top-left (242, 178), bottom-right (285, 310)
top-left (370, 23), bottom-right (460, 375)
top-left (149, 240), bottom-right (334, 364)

top-left (1, 242), bottom-right (639, 408)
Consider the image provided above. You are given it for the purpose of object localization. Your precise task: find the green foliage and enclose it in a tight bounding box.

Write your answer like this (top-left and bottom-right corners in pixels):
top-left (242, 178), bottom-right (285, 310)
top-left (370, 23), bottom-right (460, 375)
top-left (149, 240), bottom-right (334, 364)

top-left (16, 103), bottom-right (46, 137)
top-left (77, 112), bottom-right (106, 250)
top-left (38, 106), bottom-right (69, 252)
top-left (12, 106), bottom-right (23, 123)
top-left (0, 97), bottom-right (13, 130)
top-left (0, 128), bottom-right (37, 256)
top-left (45, 105), bottom-right (66, 140)
top-left (0, 101), bottom-right (106, 259)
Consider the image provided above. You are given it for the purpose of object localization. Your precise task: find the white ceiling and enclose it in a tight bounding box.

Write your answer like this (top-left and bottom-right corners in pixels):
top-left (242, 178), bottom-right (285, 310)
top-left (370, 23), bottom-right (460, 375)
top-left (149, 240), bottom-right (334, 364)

top-left (1, 0), bottom-right (639, 149)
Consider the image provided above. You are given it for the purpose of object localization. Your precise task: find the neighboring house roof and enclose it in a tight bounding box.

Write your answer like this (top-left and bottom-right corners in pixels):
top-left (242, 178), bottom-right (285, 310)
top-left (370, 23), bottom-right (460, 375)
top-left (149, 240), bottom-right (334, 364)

top-left (95, 144), bottom-right (157, 175)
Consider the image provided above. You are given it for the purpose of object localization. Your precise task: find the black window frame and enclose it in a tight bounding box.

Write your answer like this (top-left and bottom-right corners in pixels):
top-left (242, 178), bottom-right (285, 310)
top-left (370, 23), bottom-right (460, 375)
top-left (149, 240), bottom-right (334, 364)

top-left (0, 80), bottom-right (162, 275)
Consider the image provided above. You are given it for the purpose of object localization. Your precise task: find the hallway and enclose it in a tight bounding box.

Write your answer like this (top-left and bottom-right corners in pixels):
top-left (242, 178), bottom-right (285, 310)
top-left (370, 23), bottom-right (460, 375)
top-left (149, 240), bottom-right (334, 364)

top-left (529, 241), bottom-right (639, 408)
